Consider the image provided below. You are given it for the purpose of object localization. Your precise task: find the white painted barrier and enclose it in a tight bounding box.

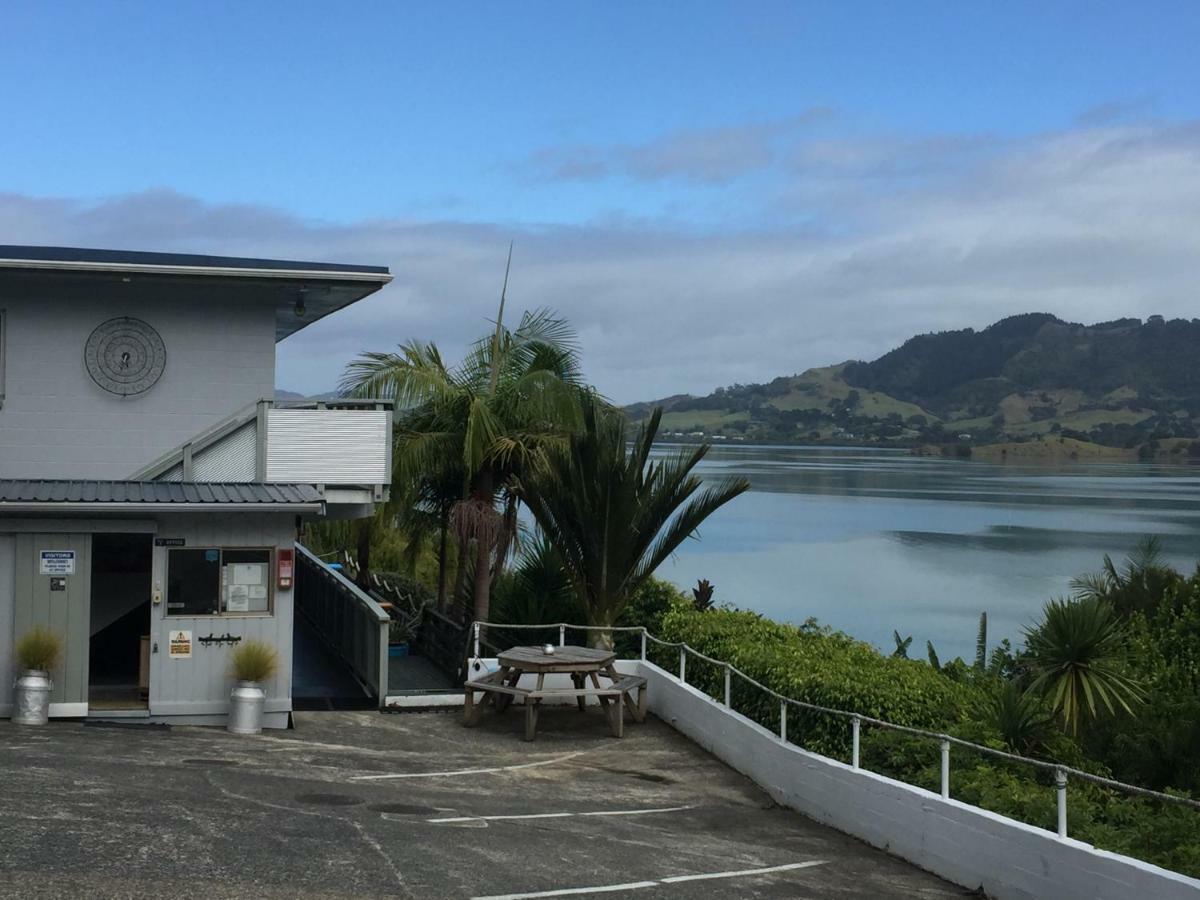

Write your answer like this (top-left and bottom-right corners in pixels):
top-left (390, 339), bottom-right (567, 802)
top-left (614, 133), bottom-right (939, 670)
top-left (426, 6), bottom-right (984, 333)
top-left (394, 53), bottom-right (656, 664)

top-left (637, 660), bottom-right (1200, 900)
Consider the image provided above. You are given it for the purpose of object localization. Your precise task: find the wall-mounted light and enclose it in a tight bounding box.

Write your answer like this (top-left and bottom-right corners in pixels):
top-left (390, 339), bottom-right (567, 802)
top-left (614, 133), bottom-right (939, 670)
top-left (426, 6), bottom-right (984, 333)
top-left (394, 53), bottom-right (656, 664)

top-left (294, 288), bottom-right (308, 318)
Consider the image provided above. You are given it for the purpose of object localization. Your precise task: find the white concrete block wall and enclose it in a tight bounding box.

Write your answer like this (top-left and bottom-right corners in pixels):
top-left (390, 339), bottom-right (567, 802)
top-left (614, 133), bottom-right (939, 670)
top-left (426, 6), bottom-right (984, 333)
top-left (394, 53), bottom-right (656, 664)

top-left (636, 661), bottom-right (1200, 900)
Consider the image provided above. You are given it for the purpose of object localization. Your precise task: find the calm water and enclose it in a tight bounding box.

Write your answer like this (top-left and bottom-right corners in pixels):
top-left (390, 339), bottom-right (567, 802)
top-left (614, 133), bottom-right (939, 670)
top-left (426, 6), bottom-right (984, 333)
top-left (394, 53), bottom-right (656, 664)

top-left (658, 445), bottom-right (1200, 661)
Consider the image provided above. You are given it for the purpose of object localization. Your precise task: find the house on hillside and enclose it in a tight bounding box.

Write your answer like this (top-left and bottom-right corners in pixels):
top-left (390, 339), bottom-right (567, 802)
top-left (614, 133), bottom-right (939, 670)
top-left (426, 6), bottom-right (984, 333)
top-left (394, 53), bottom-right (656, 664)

top-left (0, 246), bottom-right (393, 727)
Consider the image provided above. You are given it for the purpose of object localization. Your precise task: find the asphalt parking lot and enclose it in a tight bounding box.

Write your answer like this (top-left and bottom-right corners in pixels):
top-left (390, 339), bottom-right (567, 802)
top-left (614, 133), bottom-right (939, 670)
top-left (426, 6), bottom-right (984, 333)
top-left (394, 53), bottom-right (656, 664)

top-left (0, 708), bottom-right (972, 899)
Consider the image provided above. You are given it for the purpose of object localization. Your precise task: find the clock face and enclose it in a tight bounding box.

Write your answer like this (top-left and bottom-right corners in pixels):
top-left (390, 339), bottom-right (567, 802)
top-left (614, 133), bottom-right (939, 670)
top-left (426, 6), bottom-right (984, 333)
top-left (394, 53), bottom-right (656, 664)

top-left (84, 317), bottom-right (167, 397)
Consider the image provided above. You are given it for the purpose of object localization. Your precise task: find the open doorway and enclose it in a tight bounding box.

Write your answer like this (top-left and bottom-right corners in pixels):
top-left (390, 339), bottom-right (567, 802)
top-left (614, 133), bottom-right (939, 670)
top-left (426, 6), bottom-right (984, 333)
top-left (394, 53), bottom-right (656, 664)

top-left (89, 534), bottom-right (152, 710)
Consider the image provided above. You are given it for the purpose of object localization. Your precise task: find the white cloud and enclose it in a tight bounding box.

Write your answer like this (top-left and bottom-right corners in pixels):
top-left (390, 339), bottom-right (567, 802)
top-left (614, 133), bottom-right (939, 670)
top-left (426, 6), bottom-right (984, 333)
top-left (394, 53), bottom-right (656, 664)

top-left (524, 109), bottom-right (834, 184)
top-left (2, 118), bottom-right (1199, 404)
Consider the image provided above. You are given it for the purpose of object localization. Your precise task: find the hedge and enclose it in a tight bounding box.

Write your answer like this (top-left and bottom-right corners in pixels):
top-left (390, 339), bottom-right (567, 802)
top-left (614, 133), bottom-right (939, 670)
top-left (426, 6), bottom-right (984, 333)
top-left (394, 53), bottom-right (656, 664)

top-left (655, 605), bottom-right (972, 758)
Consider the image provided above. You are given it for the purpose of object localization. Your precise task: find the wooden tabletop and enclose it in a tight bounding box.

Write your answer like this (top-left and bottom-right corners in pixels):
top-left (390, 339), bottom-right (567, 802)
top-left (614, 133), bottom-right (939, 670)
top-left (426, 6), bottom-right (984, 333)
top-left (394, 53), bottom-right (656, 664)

top-left (497, 645), bottom-right (616, 673)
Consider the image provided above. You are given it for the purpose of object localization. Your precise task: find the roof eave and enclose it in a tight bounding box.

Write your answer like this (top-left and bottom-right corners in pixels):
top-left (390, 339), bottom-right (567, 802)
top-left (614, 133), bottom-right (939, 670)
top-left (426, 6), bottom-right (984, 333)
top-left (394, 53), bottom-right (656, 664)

top-left (0, 257), bottom-right (393, 285)
top-left (0, 501), bottom-right (325, 513)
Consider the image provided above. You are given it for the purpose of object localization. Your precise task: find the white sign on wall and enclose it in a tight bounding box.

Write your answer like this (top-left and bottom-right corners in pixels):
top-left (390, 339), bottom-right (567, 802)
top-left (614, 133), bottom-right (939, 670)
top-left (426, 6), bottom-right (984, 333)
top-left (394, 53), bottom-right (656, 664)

top-left (39, 551), bottom-right (76, 575)
top-left (168, 630), bottom-right (193, 660)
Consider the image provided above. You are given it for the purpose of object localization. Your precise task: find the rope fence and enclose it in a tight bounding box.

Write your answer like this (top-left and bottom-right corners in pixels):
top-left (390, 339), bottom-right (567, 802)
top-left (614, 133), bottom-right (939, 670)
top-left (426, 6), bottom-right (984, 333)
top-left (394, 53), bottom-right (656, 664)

top-left (469, 620), bottom-right (1200, 842)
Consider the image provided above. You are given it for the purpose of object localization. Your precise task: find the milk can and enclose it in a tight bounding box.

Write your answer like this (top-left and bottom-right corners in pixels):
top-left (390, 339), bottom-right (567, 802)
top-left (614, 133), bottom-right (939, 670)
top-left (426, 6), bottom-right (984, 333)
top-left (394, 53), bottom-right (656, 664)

top-left (13, 670), bottom-right (53, 726)
top-left (227, 680), bottom-right (266, 734)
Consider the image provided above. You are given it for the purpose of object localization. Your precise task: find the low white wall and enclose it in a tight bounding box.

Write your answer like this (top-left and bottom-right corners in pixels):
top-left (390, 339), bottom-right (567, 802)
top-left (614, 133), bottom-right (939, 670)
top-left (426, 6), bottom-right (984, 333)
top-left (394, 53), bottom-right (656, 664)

top-left (637, 661), bottom-right (1200, 900)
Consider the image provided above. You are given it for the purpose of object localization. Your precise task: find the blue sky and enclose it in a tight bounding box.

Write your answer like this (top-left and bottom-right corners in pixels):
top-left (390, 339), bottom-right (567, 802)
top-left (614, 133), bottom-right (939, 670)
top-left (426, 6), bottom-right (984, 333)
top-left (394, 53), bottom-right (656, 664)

top-left (2, 3), bottom-right (1199, 399)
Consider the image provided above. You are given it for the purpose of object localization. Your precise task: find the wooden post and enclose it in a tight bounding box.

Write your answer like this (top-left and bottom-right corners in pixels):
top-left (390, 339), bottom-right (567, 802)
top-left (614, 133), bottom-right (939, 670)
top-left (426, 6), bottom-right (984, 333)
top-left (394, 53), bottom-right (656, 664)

top-left (524, 702), bottom-right (539, 742)
top-left (780, 701), bottom-right (787, 742)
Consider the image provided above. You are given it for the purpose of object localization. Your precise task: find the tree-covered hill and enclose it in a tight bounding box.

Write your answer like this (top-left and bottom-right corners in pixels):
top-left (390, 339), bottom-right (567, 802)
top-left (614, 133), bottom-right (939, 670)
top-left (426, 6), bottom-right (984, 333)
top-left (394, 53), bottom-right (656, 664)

top-left (628, 314), bottom-right (1200, 453)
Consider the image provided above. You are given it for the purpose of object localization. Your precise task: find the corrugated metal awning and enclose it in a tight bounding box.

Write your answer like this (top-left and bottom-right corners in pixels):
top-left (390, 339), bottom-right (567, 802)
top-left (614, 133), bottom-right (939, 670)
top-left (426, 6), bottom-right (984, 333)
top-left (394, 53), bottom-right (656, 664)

top-left (0, 480), bottom-right (323, 510)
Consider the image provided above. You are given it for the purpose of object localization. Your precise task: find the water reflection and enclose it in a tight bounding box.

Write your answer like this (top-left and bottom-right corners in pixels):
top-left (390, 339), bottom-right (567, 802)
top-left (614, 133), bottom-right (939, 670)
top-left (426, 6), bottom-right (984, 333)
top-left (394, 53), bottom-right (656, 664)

top-left (655, 445), bottom-right (1200, 660)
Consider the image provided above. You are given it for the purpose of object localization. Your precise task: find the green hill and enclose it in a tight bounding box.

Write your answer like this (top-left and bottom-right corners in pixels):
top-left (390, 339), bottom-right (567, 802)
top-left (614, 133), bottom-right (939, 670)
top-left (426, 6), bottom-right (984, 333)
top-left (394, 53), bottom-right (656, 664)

top-left (628, 314), bottom-right (1200, 452)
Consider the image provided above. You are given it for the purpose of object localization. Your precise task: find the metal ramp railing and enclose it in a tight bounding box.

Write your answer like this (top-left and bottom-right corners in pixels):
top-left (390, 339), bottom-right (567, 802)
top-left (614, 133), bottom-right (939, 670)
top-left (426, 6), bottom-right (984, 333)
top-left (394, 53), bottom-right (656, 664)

top-left (294, 542), bottom-right (390, 707)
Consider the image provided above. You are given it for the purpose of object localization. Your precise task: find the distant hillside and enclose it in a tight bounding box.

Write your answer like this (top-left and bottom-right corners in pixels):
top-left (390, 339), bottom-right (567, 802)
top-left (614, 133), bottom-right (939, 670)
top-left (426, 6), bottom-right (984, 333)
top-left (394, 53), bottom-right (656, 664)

top-left (628, 314), bottom-right (1200, 454)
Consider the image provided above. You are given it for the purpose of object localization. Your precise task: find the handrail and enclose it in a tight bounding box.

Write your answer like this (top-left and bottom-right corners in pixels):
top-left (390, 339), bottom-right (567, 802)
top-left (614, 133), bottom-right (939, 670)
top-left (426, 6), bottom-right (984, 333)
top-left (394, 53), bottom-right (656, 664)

top-left (297, 543), bottom-right (390, 622)
top-left (273, 398), bottom-right (395, 410)
top-left (469, 620), bottom-right (1200, 831)
top-left (295, 542), bottom-right (390, 706)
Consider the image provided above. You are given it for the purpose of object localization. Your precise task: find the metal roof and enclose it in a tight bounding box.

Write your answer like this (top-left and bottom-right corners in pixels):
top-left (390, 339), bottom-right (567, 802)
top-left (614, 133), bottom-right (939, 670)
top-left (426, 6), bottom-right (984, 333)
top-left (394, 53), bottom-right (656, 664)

top-left (0, 480), bottom-right (323, 508)
top-left (0, 244), bottom-right (392, 342)
top-left (0, 245), bottom-right (389, 276)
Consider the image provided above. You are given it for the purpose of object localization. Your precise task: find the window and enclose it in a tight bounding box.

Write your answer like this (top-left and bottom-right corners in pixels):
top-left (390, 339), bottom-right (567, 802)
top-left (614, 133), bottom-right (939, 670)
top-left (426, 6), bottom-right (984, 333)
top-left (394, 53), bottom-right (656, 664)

top-left (0, 309), bottom-right (6, 409)
top-left (166, 548), bottom-right (272, 616)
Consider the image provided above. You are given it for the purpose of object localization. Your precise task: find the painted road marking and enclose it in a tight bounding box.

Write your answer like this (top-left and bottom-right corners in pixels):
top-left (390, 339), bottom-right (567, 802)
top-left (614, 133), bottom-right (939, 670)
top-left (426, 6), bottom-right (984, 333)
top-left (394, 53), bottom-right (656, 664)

top-left (659, 861), bottom-right (827, 883)
top-left (427, 805), bottom-right (694, 824)
top-left (350, 751), bottom-right (584, 781)
top-left (472, 860), bottom-right (827, 899)
top-left (477, 883), bottom-right (658, 899)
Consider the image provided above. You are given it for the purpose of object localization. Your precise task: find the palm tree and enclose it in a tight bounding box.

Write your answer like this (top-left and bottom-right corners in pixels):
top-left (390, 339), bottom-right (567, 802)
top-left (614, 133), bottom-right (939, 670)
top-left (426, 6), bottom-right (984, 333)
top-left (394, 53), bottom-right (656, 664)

top-left (1023, 596), bottom-right (1145, 735)
top-left (391, 467), bottom-right (462, 609)
top-left (1070, 536), bottom-right (1179, 618)
top-left (341, 274), bottom-right (584, 621)
top-left (518, 397), bottom-right (749, 647)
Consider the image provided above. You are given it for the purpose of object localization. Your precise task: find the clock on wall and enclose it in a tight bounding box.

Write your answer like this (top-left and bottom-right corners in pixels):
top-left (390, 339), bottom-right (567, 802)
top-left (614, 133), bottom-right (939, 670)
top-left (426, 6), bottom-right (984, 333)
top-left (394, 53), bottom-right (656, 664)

top-left (84, 317), bottom-right (167, 397)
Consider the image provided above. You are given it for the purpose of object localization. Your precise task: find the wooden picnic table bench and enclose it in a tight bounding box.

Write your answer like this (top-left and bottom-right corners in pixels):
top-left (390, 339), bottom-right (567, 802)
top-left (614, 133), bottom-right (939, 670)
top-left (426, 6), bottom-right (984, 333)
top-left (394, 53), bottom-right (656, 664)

top-left (463, 645), bottom-right (647, 741)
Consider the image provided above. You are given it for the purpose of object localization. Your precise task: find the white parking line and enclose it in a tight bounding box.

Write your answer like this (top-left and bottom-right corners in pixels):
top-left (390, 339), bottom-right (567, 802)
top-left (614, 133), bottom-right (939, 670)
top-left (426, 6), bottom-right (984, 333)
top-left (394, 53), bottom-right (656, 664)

top-left (350, 751), bottom-right (584, 781)
top-left (427, 805), bottom-right (693, 824)
top-left (476, 882), bottom-right (659, 899)
top-left (472, 860), bottom-right (827, 899)
top-left (660, 861), bottom-right (827, 883)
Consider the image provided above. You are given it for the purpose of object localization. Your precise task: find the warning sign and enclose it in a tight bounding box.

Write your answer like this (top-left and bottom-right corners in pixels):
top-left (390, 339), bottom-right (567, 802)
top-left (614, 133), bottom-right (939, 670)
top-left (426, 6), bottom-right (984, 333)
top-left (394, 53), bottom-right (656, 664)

top-left (39, 551), bottom-right (75, 575)
top-left (168, 630), bottom-right (192, 660)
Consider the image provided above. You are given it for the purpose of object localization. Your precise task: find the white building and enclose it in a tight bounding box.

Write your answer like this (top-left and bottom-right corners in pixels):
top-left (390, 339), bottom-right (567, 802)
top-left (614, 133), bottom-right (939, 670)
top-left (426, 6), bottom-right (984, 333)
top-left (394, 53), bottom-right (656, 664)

top-left (0, 245), bottom-right (393, 727)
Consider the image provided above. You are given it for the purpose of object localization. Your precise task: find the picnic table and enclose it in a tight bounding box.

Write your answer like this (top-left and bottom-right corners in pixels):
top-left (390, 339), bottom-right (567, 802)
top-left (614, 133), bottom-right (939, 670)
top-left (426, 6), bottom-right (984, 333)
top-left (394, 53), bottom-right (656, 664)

top-left (463, 645), bottom-right (647, 741)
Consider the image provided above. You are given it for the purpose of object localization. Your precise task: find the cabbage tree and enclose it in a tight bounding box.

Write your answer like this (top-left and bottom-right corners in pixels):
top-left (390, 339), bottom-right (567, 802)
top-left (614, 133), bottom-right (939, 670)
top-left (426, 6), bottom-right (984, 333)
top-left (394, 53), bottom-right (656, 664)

top-left (1023, 596), bottom-right (1145, 735)
top-left (519, 397), bottom-right (749, 647)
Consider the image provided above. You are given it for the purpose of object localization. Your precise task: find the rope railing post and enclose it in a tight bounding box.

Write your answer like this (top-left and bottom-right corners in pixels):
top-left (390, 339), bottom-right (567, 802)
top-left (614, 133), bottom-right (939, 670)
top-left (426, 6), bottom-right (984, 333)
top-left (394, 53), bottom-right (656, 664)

top-left (473, 622), bottom-right (480, 659)
top-left (679, 647), bottom-right (687, 684)
top-left (851, 716), bottom-right (861, 769)
top-left (558, 624), bottom-right (565, 647)
top-left (940, 739), bottom-right (951, 800)
top-left (779, 700), bottom-right (787, 742)
top-left (1056, 768), bottom-right (1068, 839)
top-left (723, 665), bottom-right (732, 707)
top-left (640, 629), bottom-right (647, 661)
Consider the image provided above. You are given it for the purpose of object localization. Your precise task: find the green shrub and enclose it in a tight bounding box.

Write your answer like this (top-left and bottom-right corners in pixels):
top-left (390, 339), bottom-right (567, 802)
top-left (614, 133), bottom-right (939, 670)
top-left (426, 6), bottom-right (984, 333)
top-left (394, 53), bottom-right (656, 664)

top-left (15, 626), bottom-right (61, 672)
top-left (657, 606), bottom-right (969, 758)
top-left (230, 640), bottom-right (279, 683)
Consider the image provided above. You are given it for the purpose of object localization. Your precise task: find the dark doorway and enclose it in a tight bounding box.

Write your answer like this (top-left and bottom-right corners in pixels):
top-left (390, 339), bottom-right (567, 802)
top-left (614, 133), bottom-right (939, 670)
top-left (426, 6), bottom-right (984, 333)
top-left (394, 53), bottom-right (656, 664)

top-left (89, 533), bottom-right (152, 710)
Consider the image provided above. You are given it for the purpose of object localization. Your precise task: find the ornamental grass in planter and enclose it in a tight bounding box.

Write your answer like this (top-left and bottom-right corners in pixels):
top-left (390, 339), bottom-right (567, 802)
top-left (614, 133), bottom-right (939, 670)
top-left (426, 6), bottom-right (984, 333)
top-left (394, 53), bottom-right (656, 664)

top-left (16, 626), bottom-right (62, 673)
top-left (231, 639), bottom-right (279, 683)
top-left (227, 639), bottom-right (279, 736)
top-left (13, 626), bottom-right (62, 726)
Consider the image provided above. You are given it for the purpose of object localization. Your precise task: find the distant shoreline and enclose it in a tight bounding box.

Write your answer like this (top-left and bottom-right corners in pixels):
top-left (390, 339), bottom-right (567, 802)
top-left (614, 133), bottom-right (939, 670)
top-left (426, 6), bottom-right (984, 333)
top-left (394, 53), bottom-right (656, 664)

top-left (651, 435), bottom-right (1200, 466)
